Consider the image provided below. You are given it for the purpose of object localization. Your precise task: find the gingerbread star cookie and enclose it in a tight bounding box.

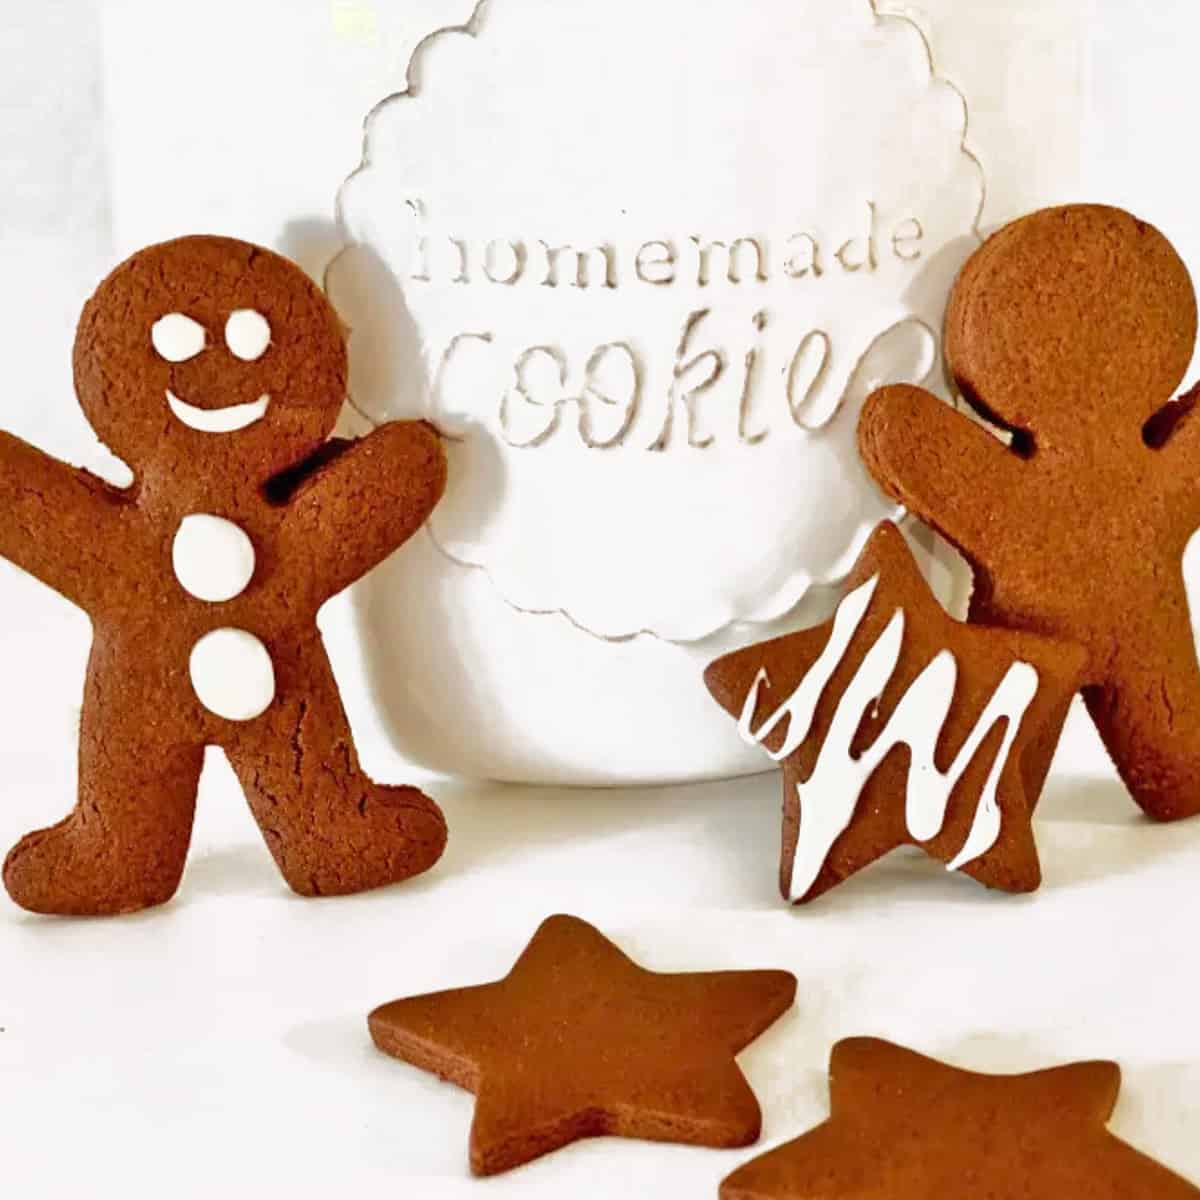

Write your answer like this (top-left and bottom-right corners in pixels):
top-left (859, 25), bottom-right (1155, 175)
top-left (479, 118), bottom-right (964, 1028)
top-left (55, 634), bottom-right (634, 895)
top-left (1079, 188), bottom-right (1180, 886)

top-left (705, 522), bottom-right (1087, 903)
top-left (368, 914), bottom-right (796, 1176)
top-left (860, 204), bottom-right (1200, 823)
top-left (721, 1038), bottom-right (1200, 1199)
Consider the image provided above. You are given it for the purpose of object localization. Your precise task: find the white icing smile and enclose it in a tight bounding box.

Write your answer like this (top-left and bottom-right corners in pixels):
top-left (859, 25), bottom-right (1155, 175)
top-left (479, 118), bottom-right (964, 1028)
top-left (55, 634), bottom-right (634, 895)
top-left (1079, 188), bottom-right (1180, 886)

top-left (167, 390), bottom-right (270, 433)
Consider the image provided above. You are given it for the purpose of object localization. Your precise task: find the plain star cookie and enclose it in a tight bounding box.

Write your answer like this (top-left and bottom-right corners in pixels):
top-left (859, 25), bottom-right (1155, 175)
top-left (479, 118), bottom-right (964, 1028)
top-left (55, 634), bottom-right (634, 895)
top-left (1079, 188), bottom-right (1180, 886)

top-left (367, 914), bottom-right (797, 1176)
top-left (0, 235), bottom-right (448, 915)
top-left (705, 523), bottom-right (1087, 903)
top-left (860, 204), bottom-right (1200, 823)
top-left (720, 1038), bottom-right (1200, 1199)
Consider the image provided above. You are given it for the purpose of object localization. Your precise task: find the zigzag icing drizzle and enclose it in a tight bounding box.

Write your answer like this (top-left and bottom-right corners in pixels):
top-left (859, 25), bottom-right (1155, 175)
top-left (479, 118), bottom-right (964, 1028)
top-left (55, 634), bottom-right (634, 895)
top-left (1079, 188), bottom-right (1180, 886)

top-left (738, 576), bottom-right (1040, 901)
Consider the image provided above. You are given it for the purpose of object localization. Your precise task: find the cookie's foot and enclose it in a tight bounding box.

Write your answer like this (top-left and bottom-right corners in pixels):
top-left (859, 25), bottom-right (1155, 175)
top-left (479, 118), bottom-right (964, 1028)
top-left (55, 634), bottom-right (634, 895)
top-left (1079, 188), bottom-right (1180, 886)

top-left (4, 812), bottom-right (189, 916)
top-left (260, 784), bottom-right (448, 898)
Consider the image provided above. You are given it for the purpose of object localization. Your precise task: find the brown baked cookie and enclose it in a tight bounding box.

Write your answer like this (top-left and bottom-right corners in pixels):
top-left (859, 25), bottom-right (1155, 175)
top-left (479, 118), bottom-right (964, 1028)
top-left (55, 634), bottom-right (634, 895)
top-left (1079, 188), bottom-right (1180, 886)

top-left (720, 1038), bottom-right (1200, 1199)
top-left (0, 235), bottom-right (448, 915)
top-left (860, 204), bottom-right (1200, 823)
top-left (368, 914), bottom-right (796, 1176)
top-left (705, 522), bottom-right (1087, 903)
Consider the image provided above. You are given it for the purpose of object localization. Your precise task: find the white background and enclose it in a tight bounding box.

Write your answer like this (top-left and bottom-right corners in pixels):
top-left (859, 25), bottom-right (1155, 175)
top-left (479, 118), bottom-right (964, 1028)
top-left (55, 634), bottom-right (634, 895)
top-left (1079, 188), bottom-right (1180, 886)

top-left (3, 2), bottom-right (1200, 1196)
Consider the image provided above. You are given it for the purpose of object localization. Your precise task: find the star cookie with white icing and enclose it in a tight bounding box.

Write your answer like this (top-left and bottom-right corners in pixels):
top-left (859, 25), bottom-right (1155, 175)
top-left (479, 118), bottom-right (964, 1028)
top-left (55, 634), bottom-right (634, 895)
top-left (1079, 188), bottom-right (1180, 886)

top-left (705, 522), bottom-right (1087, 904)
top-left (720, 1038), bottom-right (1200, 1199)
top-left (0, 235), bottom-right (448, 915)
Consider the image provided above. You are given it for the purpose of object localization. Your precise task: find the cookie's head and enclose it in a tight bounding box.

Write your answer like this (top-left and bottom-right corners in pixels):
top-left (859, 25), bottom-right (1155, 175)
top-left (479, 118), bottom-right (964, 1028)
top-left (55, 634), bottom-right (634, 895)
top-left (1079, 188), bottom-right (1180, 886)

top-left (73, 236), bottom-right (348, 479)
top-left (945, 205), bottom-right (1197, 450)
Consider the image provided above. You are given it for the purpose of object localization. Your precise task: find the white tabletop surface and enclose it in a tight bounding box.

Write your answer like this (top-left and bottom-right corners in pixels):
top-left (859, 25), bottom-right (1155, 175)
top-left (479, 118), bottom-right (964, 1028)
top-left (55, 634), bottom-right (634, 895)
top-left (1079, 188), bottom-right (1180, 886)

top-left (4, 2), bottom-right (1200, 1197)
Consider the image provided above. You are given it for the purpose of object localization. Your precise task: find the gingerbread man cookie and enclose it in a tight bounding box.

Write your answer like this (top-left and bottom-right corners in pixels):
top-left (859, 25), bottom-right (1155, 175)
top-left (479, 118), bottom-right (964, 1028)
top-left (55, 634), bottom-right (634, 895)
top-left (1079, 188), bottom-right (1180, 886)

top-left (0, 236), bottom-right (448, 915)
top-left (860, 204), bottom-right (1200, 823)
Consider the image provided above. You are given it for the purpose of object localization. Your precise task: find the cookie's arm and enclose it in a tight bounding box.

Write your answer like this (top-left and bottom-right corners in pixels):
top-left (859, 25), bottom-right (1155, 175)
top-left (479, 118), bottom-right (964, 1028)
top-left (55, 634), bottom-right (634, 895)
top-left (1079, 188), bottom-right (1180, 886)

top-left (1146, 384), bottom-right (1200, 472)
top-left (280, 420), bottom-right (447, 600)
top-left (858, 384), bottom-right (1027, 567)
top-left (0, 431), bottom-right (123, 609)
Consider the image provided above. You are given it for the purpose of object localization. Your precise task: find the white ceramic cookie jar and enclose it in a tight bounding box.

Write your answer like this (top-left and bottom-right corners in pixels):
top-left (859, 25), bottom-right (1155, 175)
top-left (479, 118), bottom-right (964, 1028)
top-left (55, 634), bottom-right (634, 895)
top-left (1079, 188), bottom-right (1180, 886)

top-left (327, 0), bottom-right (1086, 785)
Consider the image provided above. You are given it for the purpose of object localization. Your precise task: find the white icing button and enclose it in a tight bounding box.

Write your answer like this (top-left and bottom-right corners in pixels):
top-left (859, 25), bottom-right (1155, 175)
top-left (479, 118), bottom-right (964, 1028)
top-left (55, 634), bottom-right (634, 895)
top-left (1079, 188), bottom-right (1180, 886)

top-left (151, 313), bottom-right (206, 362)
top-left (189, 628), bottom-right (275, 721)
top-left (225, 309), bottom-right (271, 361)
top-left (172, 514), bottom-right (256, 603)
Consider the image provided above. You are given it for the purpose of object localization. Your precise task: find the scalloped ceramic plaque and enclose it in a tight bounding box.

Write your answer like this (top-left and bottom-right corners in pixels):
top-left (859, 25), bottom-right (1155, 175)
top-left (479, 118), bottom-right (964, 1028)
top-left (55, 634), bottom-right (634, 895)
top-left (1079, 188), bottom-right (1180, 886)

top-left (331, 0), bottom-right (982, 641)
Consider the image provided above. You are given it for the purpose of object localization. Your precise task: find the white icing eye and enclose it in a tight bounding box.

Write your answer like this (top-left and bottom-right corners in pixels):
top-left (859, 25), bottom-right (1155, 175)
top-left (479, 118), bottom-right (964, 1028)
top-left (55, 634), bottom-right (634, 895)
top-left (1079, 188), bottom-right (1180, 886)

top-left (225, 309), bottom-right (272, 361)
top-left (151, 313), bottom-right (206, 363)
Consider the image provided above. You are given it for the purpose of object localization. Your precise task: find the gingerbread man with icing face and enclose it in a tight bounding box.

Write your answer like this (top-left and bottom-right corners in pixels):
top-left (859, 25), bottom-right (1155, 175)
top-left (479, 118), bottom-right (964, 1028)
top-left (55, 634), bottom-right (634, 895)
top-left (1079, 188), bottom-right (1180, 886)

top-left (860, 205), bottom-right (1200, 823)
top-left (0, 235), bottom-right (448, 915)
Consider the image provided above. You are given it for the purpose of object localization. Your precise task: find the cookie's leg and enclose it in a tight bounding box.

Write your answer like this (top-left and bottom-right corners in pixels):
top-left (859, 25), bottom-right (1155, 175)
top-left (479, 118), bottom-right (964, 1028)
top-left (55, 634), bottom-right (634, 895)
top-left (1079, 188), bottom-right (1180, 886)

top-left (224, 637), bottom-right (446, 897)
top-left (3, 663), bottom-right (203, 915)
top-left (1086, 633), bottom-right (1200, 823)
